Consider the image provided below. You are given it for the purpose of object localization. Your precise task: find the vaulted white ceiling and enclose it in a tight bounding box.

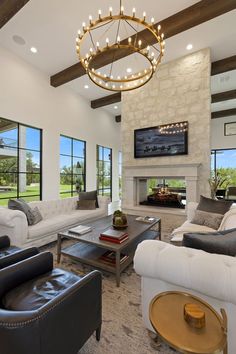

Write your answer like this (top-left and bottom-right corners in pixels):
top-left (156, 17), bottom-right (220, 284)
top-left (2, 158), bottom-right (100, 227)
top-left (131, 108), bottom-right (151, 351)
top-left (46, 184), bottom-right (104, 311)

top-left (0, 0), bottom-right (235, 116)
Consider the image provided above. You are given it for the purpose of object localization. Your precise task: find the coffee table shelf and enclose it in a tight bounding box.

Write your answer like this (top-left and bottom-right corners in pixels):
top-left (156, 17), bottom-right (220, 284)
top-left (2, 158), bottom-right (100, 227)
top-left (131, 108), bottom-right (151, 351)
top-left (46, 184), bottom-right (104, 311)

top-left (62, 242), bottom-right (131, 274)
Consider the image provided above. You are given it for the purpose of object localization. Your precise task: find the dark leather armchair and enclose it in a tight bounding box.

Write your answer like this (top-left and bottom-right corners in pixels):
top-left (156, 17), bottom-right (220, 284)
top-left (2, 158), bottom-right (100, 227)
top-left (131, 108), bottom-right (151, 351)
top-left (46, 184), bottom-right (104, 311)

top-left (0, 252), bottom-right (102, 354)
top-left (0, 235), bottom-right (39, 269)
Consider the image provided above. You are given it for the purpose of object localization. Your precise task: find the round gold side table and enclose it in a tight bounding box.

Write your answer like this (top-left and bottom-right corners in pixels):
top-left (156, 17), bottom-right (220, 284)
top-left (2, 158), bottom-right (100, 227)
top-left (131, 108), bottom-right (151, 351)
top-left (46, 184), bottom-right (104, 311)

top-left (149, 291), bottom-right (227, 354)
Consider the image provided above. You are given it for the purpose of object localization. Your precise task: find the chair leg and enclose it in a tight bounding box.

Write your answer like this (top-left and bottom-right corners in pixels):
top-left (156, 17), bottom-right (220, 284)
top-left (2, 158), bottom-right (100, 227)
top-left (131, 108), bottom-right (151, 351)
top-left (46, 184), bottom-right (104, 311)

top-left (96, 326), bottom-right (101, 341)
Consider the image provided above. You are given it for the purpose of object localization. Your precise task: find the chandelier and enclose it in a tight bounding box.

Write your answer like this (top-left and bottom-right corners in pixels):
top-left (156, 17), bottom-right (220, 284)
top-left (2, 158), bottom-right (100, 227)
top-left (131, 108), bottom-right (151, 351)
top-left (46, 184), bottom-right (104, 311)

top-left (159, 122), bottom-right (188, 135)
top-left (76, 1), bottom-right (165, 92)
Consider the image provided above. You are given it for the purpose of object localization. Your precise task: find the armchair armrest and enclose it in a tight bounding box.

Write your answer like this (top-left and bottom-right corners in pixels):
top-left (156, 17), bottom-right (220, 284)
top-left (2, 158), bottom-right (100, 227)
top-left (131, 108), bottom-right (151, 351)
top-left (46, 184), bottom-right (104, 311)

top-left (0, 252), bottom-right (53, 298)
top-left (0, 247), bottom-right (39, 270)
top-left (0, 235), bottom-right (10, 249)
top-left (0, 209), bottom-right (28, 247)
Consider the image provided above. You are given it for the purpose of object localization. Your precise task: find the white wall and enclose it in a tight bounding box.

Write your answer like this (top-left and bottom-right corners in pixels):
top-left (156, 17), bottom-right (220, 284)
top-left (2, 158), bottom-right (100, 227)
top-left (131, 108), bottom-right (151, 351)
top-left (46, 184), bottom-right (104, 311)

top-left (0, 46), bottom-right (121, 201)
top-left (211, 115), bottom-right (236, 150)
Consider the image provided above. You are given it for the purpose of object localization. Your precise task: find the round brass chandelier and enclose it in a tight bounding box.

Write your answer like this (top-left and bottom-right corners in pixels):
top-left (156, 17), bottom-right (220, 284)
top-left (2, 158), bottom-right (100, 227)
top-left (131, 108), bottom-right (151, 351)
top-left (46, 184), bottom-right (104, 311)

top-left (76, 1), bottom-right (165, 92)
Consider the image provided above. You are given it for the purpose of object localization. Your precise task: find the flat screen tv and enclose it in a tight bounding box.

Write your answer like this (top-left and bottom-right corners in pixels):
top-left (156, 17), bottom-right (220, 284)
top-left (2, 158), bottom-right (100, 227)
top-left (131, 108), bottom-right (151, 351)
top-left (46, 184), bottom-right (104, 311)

top-left (134, 121), bottom-right (188, 158)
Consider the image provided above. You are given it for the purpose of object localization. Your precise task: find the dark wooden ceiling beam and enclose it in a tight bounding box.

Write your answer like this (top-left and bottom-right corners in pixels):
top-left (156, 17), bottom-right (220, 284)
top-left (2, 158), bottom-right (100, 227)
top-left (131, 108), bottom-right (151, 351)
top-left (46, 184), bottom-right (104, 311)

top-left (50, 0), bottom-right (236, 87)
top-left (91, 93), bottom-right (121, 109)
top-left (211, 55), bottom-right (236, 76)
top-left (0, 0), bottom-right (30, 29)
top-left (211, 108), bottom-right (236, 119)
top-left (212, 90), bottom-right (236, 103)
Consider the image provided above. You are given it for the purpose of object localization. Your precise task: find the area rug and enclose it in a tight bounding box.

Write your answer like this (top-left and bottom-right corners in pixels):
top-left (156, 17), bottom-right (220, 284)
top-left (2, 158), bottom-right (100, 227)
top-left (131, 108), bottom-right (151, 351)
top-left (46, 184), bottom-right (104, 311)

top-left (44, 235), bottom-right (177, 354)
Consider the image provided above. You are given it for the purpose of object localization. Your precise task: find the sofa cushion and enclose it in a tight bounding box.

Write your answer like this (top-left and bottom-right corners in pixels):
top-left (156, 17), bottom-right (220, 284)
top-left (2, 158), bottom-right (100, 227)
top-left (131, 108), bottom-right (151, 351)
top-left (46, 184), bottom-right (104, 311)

top-left (183, 228), bottom-right (236, 256)
top-left (79, 190), bottom-right (99, 208)
top-left (31, 207), bottom-right (43, 225)
top-left (28, 215), bottom-right (72, 239)
top-left (2, 268), bottom-right (80, 311)
top-left (171, 220), bottom-right (216, 243)
top-left (77, 200), bottom-right (96, 210)
top-left (191, 209), bottom-right (223, 230)
top-left (197, 195), bottom-right (233, 215)
top-left (28, 208), bottom-right (105, 240)
top-left (8, 199), bottom-right (35, 225)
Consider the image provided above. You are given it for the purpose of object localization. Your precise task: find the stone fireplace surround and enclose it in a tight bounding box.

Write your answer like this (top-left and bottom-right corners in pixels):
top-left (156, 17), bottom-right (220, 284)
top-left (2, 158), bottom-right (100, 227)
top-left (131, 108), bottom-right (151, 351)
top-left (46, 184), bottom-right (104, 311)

top-left (122, 164), bottom-right (200, 216)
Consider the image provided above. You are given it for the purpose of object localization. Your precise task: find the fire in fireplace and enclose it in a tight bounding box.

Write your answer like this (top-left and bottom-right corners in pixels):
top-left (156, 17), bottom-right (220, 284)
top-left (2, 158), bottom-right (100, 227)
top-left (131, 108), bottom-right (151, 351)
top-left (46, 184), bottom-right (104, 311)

top-left (140, 182), bottom-right (185, 209)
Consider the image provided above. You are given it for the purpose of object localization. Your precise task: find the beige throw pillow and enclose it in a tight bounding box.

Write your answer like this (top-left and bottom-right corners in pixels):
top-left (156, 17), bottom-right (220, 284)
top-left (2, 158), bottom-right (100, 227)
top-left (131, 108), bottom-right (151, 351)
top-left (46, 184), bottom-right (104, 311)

top-left (77, 200), bottom-right (96, 210)
top-left (191, 210), bottom-right (223, 230)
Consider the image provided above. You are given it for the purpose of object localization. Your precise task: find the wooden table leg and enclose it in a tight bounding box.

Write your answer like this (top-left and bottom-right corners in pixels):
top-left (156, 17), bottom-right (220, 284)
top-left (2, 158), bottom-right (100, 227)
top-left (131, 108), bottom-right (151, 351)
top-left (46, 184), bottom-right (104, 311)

top-left (57, 234), bottom-right (62, 263)
top-left (115, 251), bottom-right (121, 287)
top-left (158, 220), bottom-right (162, 240)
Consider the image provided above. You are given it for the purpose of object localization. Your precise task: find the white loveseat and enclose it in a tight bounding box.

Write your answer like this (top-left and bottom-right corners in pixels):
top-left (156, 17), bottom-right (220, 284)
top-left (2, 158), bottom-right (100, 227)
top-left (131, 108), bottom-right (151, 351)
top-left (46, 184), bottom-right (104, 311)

top-left (134, 240), bottom-right (236, 354)
top-left (171, 202), bottom-right (236, 244)
top-left (0, 196), bottom-right (110, 248)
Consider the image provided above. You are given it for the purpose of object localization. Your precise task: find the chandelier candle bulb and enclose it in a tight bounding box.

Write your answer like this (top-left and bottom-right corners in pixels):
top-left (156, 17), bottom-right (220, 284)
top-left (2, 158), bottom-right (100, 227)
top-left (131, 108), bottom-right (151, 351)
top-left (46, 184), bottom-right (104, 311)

top-left (143, 12), bottom-right (146, 21)
top-left (82, 22), bottom-right (86, 31)
top-left (109, 7), bottom-right (112, 16)
top-left (117, 36), bottom-right (120, 44)
top-left (151, 17), bottom-right (155, 24)
top-left (120, 6), bottom-right (124, 15)
top-left (89, 15), bottom-right (92, 24)
top-left (158, 24), bottom-right (161, 31)
top-left (128, 37), bottom-right (132, 44)
top-left (132, 8), bottom-right (136, 17)
top-left (106, 38), bottom-right (109, 46)
top-left (98, 9), bottom-right (102, 19)
top-left (138, 40), bottom-right (142, 47)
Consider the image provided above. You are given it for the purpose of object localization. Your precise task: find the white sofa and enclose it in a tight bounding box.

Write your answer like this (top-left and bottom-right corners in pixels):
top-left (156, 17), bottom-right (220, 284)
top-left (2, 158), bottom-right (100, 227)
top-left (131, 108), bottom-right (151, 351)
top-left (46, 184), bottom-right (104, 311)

top-left (171, 202), bottom-right (236, 243)
top-left (134, 240), bottom-right (236, 354)
top-left (0, 196), bottom-right (110, 248)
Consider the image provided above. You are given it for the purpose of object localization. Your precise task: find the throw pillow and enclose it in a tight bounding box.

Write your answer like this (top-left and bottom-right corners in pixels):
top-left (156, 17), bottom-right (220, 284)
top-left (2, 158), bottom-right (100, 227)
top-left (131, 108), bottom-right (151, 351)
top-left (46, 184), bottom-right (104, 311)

top-left (8, 199), bottom-right (34, 225)
top-left (77, 200), bottom-right (96, 210)
top-left (79, 190), bottom-right (99, 208)
top-left (30, 207), bottom-right (43, 225)
top-left (183, 228), bottom-right (236, 256)
top-left (191, 210), bottom-right (223, 230)
top-left (197, 195), bottom-right (233, 215)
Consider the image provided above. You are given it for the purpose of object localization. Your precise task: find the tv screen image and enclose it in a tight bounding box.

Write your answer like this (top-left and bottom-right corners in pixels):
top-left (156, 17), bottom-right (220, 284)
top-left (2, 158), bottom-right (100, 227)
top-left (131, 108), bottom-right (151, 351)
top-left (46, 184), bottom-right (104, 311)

top-left (134, 121), bottom-right (188, 158)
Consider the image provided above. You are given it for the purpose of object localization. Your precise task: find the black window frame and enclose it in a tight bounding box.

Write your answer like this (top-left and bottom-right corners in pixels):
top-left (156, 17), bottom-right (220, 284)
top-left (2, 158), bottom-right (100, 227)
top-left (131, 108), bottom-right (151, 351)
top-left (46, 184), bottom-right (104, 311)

top-left (96, 144), bottom-right (112, 199)
top-left (60, 134), bottom-right (86, 198)
top-left (211, 147), bottom-right (236, 175)
top-left (0, 117), bottom-right (42, 205)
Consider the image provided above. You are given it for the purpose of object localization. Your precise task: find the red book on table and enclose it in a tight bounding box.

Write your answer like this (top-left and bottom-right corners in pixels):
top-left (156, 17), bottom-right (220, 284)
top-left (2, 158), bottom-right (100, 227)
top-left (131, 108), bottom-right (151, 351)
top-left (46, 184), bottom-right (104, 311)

top-left (100, 227), bottom-right (128, 240)
top-left (99, 234), bottom-right (129, 244)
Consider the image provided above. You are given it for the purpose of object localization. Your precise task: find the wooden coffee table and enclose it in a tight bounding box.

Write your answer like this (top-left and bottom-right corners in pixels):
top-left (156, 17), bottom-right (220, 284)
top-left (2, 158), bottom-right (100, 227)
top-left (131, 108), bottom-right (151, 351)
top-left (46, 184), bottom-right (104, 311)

top-left (57, 214), bottom-right (161, 286)
top-left (149, 291), bottom-right (227, 354)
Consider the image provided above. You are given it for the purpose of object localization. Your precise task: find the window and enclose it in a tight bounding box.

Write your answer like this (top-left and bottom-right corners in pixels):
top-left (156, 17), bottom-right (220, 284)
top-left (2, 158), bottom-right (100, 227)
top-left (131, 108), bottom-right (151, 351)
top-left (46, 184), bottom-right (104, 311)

top-left (119, 151), bottom-right (122, 198)
top-left (60, 135), bottom-right (86, 198)
top-left (211, 149), bottom-right (236, 190)
top-left (0, 117), bottom-right (42, 206)
top-left (97, 145), bottom-right (112, 198)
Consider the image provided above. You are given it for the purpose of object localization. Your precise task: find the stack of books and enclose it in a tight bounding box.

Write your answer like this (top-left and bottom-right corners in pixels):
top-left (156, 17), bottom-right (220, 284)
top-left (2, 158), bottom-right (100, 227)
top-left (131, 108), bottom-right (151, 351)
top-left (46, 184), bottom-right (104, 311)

top-left (99, 228), bottom-right (129, 244)
top-left (99, 251), bottom-right (129, 265)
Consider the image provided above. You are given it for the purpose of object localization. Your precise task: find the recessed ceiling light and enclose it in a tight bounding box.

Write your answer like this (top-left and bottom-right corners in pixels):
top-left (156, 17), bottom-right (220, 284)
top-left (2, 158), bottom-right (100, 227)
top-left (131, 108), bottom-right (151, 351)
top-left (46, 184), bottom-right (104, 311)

top-left (126, 68), bottom-right (132, 73)
top-left (186, 44), bottom-right (193, 51)
top-left (12, 35), bottom-right (26, 45)
top-left (30, 47), bottom-right (38, 53)
top-left (114, 105), bottom-right (118, 109)
top-left (84, 84), bottom-right (89, 89)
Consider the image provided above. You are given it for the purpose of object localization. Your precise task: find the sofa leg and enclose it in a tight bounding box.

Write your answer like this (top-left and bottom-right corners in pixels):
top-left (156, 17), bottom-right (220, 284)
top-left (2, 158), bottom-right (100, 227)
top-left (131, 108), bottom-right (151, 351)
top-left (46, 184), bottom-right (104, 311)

top-left (96, 326), bottom-right (101, 341)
